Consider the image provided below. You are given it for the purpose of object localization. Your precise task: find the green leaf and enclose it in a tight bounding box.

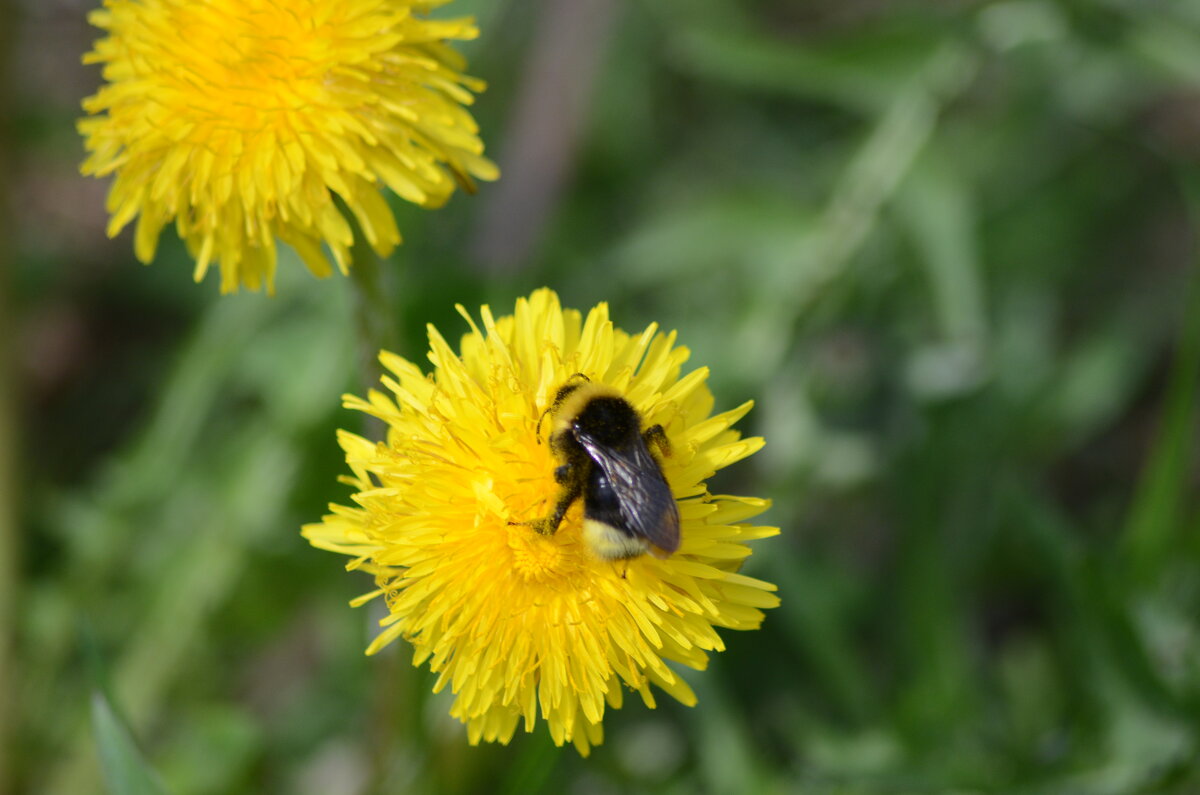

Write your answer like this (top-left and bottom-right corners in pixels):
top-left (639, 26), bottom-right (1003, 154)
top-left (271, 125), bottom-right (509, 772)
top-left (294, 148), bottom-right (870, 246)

top-left (895, 155), bottom-right (987, 348)
top-left (1121, 170), bottom-right (1200, 581)
top-left (91, 691), bottom-right (170, 795)
top-left (668, 24), bottom-right (953, 114)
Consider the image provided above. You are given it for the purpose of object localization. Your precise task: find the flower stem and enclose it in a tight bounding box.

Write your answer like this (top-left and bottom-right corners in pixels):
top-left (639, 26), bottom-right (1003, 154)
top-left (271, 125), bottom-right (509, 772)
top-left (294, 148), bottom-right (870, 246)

top-left (346, 239), bottom-right (417, 785)
top-left (0, 276), bottom-right (14, 795)
top-left (347, 239), bottom-right (398, 441)
top-left (0, 0), bottom-right (18, 782)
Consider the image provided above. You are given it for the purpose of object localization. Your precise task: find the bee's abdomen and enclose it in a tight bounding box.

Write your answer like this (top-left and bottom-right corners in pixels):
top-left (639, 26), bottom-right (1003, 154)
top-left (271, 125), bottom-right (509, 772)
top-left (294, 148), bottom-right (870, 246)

top-left (582, 468), bottom-right (628, 532)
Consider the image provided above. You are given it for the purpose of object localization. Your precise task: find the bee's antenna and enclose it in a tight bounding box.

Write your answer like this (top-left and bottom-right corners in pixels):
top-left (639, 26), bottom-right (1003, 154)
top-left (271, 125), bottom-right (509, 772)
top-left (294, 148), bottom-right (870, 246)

top-left (536, 404), bottom-right (553, 441)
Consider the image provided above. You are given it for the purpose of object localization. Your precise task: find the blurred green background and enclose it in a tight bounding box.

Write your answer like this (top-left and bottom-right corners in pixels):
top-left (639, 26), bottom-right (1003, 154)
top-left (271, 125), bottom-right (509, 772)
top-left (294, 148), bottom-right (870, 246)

top-left (6, 0), bottom-right (1200, 792)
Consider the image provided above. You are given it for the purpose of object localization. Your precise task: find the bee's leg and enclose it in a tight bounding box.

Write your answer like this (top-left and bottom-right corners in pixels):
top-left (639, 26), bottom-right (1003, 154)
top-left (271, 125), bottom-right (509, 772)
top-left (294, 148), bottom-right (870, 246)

top-left (531, 481), bottom-right (583, 536)
top-left (643, 424), bottom-right (672, 457)
top-left (510, 468), bottom-right (583, 535)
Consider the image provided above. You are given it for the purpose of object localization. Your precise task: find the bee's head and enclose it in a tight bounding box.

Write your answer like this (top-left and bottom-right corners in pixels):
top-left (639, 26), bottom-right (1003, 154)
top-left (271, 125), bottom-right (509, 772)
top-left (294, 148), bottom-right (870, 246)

top-left (536, 373), bottom-right (592, 441)
top-left (549, 381), bottom-right (630, 442)
top-left (555, 372), bottom-right (592, 401)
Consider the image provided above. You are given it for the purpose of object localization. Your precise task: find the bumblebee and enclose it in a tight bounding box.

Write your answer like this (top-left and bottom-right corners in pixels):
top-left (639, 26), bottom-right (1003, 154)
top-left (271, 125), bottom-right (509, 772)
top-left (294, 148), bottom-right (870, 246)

top-left (528, 378), bottom-right (681, 560)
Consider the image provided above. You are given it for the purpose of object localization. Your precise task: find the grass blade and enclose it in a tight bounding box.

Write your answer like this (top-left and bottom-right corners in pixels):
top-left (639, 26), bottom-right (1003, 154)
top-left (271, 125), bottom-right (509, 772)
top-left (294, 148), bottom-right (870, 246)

top-left (91, 691), bottom-right (169, 795)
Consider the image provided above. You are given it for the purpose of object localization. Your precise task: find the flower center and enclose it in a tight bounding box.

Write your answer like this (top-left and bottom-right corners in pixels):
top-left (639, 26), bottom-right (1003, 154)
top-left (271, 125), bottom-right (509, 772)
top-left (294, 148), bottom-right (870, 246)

top-left (221, 14), bottom-right (318, 88)
top-left (507, 523), bottom-right (582, 584)
top-left (161, 3), bottom-right (339, 128)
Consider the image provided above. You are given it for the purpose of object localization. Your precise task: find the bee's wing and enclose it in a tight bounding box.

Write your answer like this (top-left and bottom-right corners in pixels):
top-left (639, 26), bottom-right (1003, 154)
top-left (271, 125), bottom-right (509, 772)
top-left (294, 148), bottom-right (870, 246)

top-left (575, 433), bottom-right (681, 554)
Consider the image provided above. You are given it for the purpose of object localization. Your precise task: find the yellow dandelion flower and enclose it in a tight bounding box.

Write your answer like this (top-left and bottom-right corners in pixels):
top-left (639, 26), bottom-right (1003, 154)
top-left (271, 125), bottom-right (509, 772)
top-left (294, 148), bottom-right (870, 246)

top-left (303, 289), bottom-right (779, 755)
top-left (79, 0), bottom-right (498, 293)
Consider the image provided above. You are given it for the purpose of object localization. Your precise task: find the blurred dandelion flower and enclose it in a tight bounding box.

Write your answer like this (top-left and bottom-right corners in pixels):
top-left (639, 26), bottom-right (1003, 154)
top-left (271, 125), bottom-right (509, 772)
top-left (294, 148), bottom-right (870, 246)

top-left (303, 289), bottom-right (779, 754)
top-left (79, 0), bottom-right (497, 293)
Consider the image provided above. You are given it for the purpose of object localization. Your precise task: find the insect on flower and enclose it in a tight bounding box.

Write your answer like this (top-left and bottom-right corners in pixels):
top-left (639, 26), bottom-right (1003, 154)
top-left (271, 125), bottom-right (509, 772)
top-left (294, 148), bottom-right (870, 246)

top-left (526, 375), bottom-right (681, 561)
top-left (303, 289), bottom-right (779, 755)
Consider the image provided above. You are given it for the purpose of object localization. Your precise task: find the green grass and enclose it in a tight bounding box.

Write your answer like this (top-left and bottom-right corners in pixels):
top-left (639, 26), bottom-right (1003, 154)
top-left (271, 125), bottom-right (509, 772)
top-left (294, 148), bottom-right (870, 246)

top-left (9, 1), bottom-right (1200, 792)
